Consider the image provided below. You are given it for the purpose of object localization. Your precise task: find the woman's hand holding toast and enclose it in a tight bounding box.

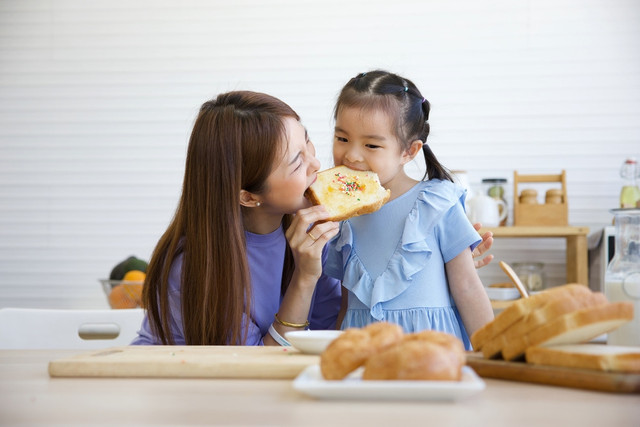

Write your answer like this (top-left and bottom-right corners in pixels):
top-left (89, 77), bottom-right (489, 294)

top-left (285, 205), bottom-right (339, 285)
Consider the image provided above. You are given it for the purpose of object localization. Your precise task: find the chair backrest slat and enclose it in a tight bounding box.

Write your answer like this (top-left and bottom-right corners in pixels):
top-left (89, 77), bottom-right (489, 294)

top-left (0, 308), bottom-right (144, 349)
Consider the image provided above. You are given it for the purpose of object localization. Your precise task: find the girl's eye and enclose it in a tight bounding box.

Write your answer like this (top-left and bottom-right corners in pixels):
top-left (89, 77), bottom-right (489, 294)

top-left (335, 136), bottom-right (348, 143)
top-left (366, 144), bottom-right (381, 149)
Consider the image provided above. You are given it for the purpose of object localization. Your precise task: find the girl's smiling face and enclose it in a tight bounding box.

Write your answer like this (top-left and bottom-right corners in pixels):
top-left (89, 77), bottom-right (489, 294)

top-left (261, 117), bottom-right (321, 214)
top-left (333, 106), bottom-right (417, 193)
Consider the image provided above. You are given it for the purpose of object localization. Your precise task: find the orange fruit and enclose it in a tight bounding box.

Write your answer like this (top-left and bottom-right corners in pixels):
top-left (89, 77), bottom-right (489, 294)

top-left (108, 284), bottom-right (140, 308)
top-left (122, 270), bottom-right (146, 283)
top-left (109, 270), bottom-right (145, 309)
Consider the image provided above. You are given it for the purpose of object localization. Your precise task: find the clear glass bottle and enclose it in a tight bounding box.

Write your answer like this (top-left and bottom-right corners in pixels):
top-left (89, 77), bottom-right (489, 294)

top-left (482, 178), bottom-right (508, 226)
top-left (605, 208), bottom-right (640, 346)
top-left (620, 158), bottom-right (640, 208)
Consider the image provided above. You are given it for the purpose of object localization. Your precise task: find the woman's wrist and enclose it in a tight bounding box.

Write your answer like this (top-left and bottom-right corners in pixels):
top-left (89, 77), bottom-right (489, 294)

top-left (274, 313), bottom-right (309, 329)
top-left (289, 269), bottom-right (320, 291)
top-left (268, 324), bottom-right (291, 347)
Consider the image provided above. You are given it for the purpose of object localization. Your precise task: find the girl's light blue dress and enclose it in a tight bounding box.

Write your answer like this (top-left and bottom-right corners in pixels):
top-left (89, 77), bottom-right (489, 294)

top-left (324, 179), bottom-right (481, 350)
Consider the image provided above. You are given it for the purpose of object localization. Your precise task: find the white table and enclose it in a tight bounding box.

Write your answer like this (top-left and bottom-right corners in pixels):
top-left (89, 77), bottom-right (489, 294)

top-left (1, 349), bottom-right (638, 426)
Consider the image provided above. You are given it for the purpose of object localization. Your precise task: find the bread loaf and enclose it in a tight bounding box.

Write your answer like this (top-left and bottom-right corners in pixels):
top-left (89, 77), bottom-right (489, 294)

top-left (363, 337), bottom-right (464, 381)
top-left (475, 280), bottom-right (636, 371)
top-left (471, 284), bottom-right (586, 352)
top-left (319, 324), bottom-right (466, 381)
top-left (481, 286), bottom-right (600, 359)
top-left (320, 322), bottom-right (404, 380)
top-left (362, 330), bottom-right (466, 381)
top-left (500, 292), bottom-right (614, 361)
top-left (525, 344), bottom-right (640, 373)
top-left (305, 166), bottom-right (391, 222)
top-left (523, 301), bottom-right (633, 349)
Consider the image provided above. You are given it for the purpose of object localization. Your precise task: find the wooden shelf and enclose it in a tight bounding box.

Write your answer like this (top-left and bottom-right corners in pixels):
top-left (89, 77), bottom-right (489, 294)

top-left (479, 226), bottom-right (590, 286)
top-left (479, 226), bottom-right (589, 237)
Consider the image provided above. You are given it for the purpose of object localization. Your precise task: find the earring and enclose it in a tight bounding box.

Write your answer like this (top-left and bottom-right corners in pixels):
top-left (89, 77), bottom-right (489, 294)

top-left (255, 202), bottom-right (261, 207)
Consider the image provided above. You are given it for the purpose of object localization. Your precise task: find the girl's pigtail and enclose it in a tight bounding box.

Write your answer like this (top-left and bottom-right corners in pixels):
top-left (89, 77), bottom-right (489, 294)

top-left (420, 97), bottom-right (452, 182)
top-left (422, 143), bottom-right (452, 182)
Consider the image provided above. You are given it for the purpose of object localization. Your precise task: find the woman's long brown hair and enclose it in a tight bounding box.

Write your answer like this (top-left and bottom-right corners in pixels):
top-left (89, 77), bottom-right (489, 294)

top-left (142, 91), bottom-right (299, 345)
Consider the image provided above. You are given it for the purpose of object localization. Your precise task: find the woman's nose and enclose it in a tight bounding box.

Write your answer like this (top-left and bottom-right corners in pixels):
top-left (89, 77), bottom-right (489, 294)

top-left (307, 142), bottom-right (321, 174)
top-left (308, 154), bottom-right (321, 174)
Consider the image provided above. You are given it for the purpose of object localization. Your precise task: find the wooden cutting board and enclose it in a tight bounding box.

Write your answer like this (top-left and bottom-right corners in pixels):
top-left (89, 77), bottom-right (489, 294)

top-left (48, 345), bottom-right (319, 379)
top-left (466, 353), bottom-right (640, 393)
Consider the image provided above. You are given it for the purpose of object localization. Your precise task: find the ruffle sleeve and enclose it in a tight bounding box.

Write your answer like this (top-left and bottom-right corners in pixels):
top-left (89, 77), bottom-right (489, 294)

top-left (333, 180), bottom-right (467, 320)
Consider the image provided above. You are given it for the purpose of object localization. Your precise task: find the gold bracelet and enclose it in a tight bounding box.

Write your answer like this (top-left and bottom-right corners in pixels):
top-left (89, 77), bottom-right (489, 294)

top-left (274, 313), bottom-right (309, 329)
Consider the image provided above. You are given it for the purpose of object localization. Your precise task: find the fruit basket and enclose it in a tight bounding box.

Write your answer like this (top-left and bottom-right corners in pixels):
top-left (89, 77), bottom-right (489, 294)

top-left (101, 256), bottom-right (148, 309)
top-left (99, 279), bottom-right (144, 309)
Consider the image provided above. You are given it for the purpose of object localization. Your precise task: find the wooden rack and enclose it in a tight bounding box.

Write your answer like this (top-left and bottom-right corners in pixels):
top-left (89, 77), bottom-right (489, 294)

top-left (513, 170), bottom-right (568, 226)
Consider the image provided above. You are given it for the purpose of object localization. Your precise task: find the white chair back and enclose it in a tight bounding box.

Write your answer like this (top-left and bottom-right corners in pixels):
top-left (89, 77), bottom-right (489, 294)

top-left (0, 308), bottom-right (144, 349)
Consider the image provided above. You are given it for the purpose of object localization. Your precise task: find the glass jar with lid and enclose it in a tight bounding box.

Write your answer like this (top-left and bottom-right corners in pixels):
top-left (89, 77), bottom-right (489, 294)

top-left (482, 178), bottom-right (508, 226)
top-left (512, 262), bottom-right (545, 292)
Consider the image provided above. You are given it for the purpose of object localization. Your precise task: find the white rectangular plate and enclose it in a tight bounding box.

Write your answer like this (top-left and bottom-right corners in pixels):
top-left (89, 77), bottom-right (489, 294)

top-left (292, 365), bottom-right (485, 401)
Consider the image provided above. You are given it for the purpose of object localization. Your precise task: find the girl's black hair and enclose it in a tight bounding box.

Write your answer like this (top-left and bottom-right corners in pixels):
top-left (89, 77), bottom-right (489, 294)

top-left (334, 70), bottom-right (452, 182)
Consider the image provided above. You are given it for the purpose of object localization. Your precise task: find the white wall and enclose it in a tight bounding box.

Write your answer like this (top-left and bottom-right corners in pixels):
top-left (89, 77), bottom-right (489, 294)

top-left (1, 0), bottom-right (639, 309)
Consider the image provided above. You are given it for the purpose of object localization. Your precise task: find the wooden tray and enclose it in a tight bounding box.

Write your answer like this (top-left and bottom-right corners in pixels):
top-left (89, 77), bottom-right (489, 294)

top-left (466, 353), bottom-right (640, 393)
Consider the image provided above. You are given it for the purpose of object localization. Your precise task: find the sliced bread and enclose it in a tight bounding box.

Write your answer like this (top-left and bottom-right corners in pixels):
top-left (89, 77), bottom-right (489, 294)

top-left (502, 301), bottom-right (634, 361)
top-left (472, 284), bottom-right (587, 353)
top-left (482, 287), bottom-right (600, 359)
top-left (525, 344), bottom-right (640, 373)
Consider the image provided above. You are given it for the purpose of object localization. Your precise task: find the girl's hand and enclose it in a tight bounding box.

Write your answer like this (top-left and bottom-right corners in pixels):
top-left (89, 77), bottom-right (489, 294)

top-left (472, 223), bottom-right (494, 269)
top-left (285, 205), bottom-right (339, 285)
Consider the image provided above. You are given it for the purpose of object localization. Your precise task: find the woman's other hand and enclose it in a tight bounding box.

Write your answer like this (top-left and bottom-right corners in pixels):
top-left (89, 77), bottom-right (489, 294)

top-left (472, 223), bottom-right (494, 269)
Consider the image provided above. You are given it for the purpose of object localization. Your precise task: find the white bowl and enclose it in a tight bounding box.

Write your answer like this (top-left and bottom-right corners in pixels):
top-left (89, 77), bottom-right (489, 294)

top-left (486, 287), bottom-right (520, 301)
top-left (285, 330), bottom-right (343, 354)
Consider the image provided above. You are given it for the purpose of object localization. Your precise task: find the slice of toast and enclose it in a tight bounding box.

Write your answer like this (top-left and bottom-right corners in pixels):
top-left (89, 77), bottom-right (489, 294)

top-left (525, 344), bottom-right (640, 373)
top-left (305, 166), bottom-right (391, 222)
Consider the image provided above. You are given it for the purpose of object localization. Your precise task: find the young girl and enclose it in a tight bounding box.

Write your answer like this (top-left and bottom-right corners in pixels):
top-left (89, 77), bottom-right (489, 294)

top-left (132, 91), bottom-right (342, 346)
top-left (324, 70), bottom-right (494, 350)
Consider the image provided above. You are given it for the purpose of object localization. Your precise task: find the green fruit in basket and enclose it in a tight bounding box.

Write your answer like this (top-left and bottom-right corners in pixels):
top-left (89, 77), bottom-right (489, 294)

top-left (109, 256), bottom-right (149, 280)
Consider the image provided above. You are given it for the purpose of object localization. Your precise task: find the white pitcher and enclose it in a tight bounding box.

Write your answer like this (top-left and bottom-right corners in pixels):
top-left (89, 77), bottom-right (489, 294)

top-left (466, 194), bottom-right (507, 227)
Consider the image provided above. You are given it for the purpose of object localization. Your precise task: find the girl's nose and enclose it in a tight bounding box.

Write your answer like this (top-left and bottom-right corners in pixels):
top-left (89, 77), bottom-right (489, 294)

top-left (344, 145), bottom-right (362, 163)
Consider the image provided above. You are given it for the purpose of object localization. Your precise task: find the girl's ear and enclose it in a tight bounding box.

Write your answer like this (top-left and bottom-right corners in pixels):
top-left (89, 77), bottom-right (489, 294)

top-left (239, 189), bottom-right (262, 208)
top-left (401, 139), bottom-right (424, 165)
